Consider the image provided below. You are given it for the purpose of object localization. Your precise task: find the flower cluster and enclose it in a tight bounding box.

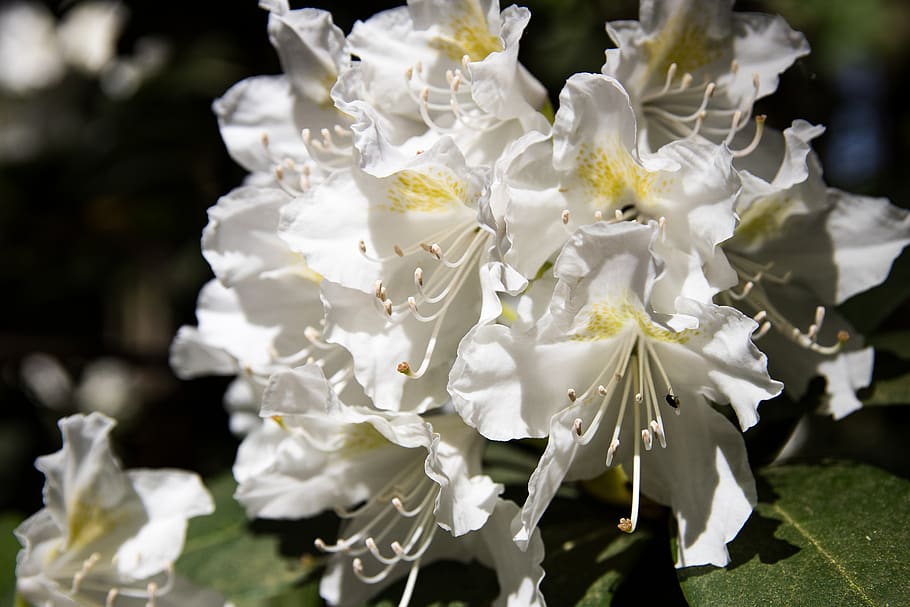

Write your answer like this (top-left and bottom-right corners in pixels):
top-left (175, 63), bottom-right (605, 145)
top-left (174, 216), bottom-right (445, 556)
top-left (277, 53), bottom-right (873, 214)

top-left (162, 0), bottom-right (910, 604)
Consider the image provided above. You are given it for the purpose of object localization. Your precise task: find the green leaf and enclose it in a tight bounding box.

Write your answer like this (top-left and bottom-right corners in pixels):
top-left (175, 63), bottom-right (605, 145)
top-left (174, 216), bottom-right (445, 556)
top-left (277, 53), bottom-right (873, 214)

top-left (177, 474), bottom-right (322, 607)
top-left (0, 514), bottom-right (23, 607)
top-left (679, 461), bottom-right (910, 606)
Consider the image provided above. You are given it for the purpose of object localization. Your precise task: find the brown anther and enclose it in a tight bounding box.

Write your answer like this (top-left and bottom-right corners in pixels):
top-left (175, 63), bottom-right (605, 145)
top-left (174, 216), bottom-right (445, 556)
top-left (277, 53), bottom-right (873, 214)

top-left (394, 244), bottom-right (404, 257)
top-left (358, 240), bottom-right (367, 255)
top-left (837, 330), bottom-right (850, 343)
top-left (617, 518), bottom-right (633, 533)
top-left (397, 361), bottom-right (412, 375)
top-left (561, 209), bottom-right (570, 224)
top-left (567, 388), bottom-right (577, 402)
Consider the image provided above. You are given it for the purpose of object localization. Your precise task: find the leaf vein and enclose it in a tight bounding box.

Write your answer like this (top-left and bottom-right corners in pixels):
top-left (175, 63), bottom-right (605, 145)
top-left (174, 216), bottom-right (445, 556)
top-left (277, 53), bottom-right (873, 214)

top-left (770, 502), bottom-right (877, 607)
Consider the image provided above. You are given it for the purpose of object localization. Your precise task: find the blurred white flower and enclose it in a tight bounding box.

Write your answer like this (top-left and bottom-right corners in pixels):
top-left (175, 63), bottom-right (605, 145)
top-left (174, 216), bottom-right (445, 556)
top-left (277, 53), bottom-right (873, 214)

top-left (0, 2), bottom-right (65, 94)
top-left (15, 413), bottom-right (225, 607)
top-left (57, 1), bottom-right (127, 75)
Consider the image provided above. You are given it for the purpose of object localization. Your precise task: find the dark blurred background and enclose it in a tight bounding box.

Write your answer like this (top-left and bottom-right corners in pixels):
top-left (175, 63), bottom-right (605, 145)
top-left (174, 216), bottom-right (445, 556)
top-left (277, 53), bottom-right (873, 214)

top-left (2, 0), bottom-right (909, 532)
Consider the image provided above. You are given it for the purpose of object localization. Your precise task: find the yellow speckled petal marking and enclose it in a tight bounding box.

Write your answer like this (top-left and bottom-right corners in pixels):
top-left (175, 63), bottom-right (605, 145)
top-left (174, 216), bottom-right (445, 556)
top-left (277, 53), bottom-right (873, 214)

top-left (430, 1), bottom-right (503, 62)
top-left (577, 140), bottom-right (663, 211)
top-left (644, 10), bottom-right (723, 76)
top-left (340, 423), bottom-right (390, 456)
top-left (65, 500), bottom-right (129, 551)
top-left (733, 194), bottom-right (799, 249)
top-left (574, 301), bottom-right (694, 344)
top-left (384, 170), bottom-right (467, 214)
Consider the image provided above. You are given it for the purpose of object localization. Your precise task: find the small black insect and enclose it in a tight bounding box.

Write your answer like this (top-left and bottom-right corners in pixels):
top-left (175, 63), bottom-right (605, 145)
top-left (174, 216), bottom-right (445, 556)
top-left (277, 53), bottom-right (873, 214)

top-left (665, 394), bottom-right (680, 409)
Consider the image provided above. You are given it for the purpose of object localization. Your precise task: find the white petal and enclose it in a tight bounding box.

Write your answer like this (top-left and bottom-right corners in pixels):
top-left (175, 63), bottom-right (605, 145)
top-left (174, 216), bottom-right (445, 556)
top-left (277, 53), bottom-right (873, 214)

top-left (115, 470), bottom-right (213, 578)
top-left (640, 399), bottom-right (756, 567)
top-left (477, 500), bottom-right (546, 607)
top-left (450, 324), bottom-right (615, 440)
top-left (512, 402), bottom-right (586, 549)
top-left (35, 413), bottom-right (135, 543)
top-left (426, 415), bottom-right (502, 536)
top-left (213, 75), bottom-right (306, 174)
top-left (201, 186), bottom-right (294, 286)
top-left (265, 7), bottom-right (346, 105)
top-left (665, 298), bottom-right (782, 430)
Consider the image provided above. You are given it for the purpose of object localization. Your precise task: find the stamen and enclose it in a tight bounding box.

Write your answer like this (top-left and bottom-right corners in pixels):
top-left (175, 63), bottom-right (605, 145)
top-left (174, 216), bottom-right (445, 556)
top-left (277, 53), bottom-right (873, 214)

top-left (364, 537), bottom-right (400, 565)
top-left (394, 245), bottom-right (405, 257)
top-left (561, 209), bottom-right (570, 224)
top-left (628, 367), bottom-right (642, 534)
top-left (606, 438), bottom-right (620, 467)
top-left (391, 493), bottom-right (429, 518)
top-left (730, 280), bottom-right (754, 300)
top-left (678, 72), bottom-right (693, 91)
top-left (724, 110), bottom-right (743, 145)
top-left (397, 362), bottom-right (412, 375)
top-left (641, 428), bottom-right (653, 450)
top-left (567, 388), bottom-right (577, 402)
top-left (605, 340), bottom-right (637, 466)
top-left (753, 321), bottom-right (772, 340)
top-left (573, 418), bottom-right (583, 437)
top-left (658, 62), bottom-right (678, 96)
top-left (71, 552), bottom-right (101, 593)
top-left (731, 115), bottom-right (766, 158)
top-left (618, 517), bottom-right (633, 533)
top-left (650, 419), bottom-right (666, 448)
top-left (398, 560), bottom-right (422, 607)
top-left (690, 111), bottom-right (706, 137)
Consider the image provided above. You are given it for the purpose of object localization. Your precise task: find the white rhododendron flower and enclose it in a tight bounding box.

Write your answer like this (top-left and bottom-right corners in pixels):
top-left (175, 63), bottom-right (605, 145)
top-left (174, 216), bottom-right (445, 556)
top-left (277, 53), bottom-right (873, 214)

top-left (280, 136), bottom-right (506, 412)
top-left (233, 364), bottom-right (541, 605)
top-left (342, 0), bottom-right (548, 170)
top-left (14, 413), bottom-right (222, 607)
top-left (602, 0), bottom-right (809, 152)
top-left (451, 222), bottom-right (781, 565)
top-left (497, 72), bottom-right (740, 313)
top-left (171, 185), bottom-right (362, 434)
top-left (722, 120), bottom-right (910, 417)
top-left (214, 2), bottom-right (352, 188)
